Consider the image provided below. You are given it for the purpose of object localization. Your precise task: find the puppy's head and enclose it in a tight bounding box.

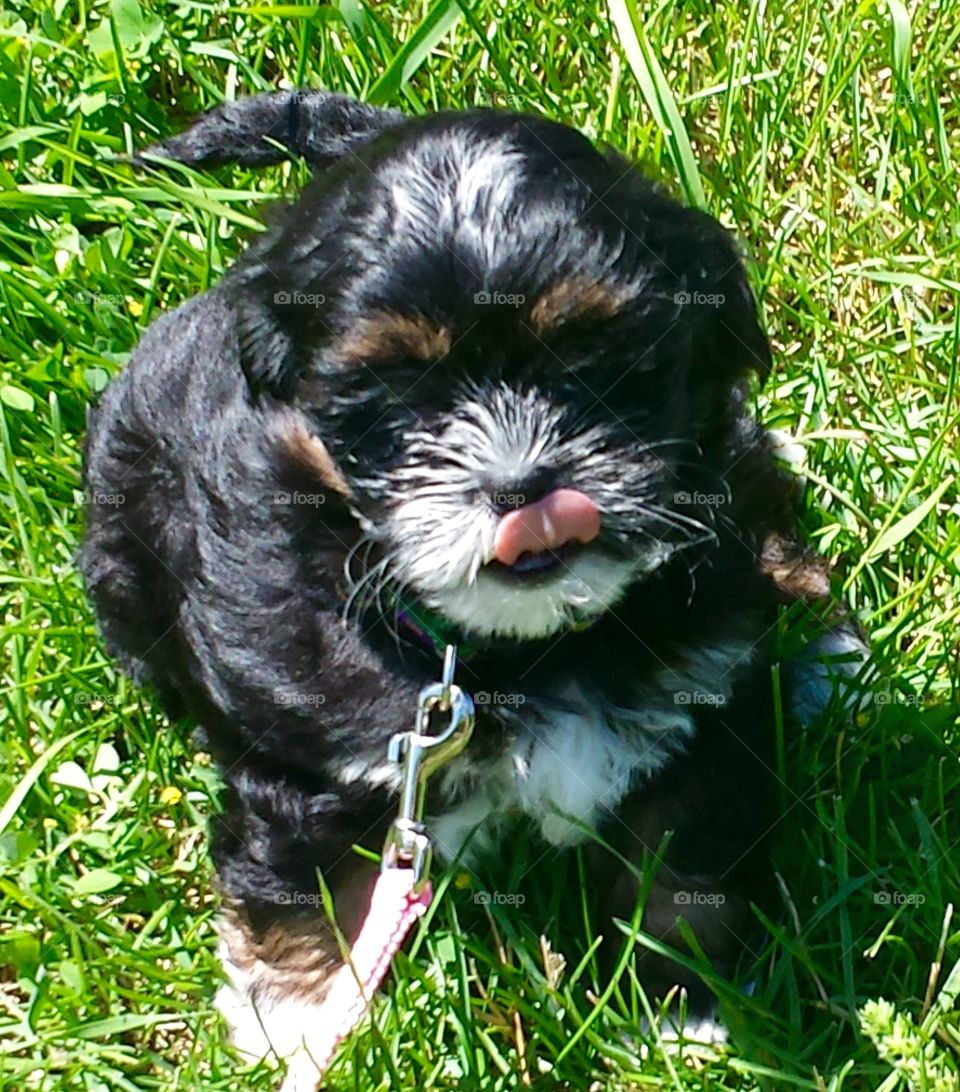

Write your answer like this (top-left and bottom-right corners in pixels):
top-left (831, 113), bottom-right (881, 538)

top-left (233, 107), bottom-right (772, 641)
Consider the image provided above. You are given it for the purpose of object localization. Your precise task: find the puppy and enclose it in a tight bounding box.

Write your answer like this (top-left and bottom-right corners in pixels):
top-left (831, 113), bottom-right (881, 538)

top-left (81, 90), bottom-right (806, 1085)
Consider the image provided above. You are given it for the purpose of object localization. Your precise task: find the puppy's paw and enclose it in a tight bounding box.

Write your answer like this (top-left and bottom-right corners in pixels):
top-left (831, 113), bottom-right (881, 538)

top-left (622, 997), bottom-right (730, 1064)
top-left (278, 1050), bottom-right (323, 1092)
top-left (657, 1012), bottom-right (729, 1047)
top-left (217, 979), bottom-right (326, 1090)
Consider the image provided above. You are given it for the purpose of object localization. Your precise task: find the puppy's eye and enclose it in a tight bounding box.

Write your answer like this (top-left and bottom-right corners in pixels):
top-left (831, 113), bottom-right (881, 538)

top-left (334, 355), bottom-right (422, 399)
top-left (362, 356), bottom-right (425, 384)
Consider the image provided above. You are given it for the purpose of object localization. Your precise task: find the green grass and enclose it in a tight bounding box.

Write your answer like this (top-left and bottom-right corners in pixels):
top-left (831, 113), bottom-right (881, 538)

top-left (1, 0), bottom-right (959, 1088)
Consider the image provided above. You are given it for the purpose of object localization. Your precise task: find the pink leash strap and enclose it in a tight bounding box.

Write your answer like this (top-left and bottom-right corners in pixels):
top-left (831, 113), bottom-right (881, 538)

top-left (304, 646), bottom-right (474, 1080)
top-left (306, 869), bottom-right (432, 1074)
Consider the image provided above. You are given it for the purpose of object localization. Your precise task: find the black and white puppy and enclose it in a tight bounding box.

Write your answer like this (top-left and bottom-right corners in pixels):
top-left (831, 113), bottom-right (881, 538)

top-left (81, 91), bottom-right (815, 1086)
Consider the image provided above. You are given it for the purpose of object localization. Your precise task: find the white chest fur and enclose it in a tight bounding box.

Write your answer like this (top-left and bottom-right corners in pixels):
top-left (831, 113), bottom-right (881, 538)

top-left (427, 638), bottom-right (756, 862)
top-left (427, 696), bottom-right (689, 859)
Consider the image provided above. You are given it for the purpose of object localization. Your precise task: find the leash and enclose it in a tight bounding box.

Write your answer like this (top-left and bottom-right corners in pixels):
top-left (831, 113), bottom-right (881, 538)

top-left (301, 646), bottom-right (475, 1080)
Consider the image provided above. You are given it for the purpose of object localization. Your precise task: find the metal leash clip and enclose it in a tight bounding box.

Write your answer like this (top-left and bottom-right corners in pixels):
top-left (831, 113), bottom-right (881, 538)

top-left (381, 645), bottom-right (475, 889)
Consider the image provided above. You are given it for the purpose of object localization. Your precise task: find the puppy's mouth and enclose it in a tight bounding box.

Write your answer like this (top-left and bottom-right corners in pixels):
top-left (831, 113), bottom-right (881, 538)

top-left (487, 541), bottom-right (583, 583)
top-left (385, 478), bottom-right (634, 641)
top-left (484, 487), bottom-right (600, 583)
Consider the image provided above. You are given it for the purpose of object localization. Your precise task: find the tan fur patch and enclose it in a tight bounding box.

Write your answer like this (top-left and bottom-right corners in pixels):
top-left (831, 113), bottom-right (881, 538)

top-left (219, 912), bottom-right (341, 1003)
top-left (529, 277), bottom-right (631, 335)
top-left (278, 420), bottom-right (351, 497)
top-left (334, 311), bottom-right (451, 364)
top-left (218, 862), bottom-right (377, 1003)
top-left (761, 532), bottom-right (832, 602)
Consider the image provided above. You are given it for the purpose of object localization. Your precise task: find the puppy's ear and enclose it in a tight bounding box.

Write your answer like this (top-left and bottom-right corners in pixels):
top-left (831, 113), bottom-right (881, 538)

top-left (680, 215), bottom-right (772, 385)
top-left (135, 91), bottom-right (401, 169)
top-left (713, 257), bottom-right (772, 383)
top-left (230, 286), bottom-right (304, 400)
top-left (152, 92), bottom-right (401, 399)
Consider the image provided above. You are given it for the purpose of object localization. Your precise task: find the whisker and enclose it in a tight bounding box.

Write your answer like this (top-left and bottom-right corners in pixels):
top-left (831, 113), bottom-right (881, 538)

top-left (643, 503), bottom-right (716, 539)
top-left (343, 541), bottom-right (390, 626)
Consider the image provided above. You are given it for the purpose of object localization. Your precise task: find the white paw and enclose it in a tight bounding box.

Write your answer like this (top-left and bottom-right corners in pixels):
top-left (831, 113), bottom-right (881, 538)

top-left (630, 1006), bottom-right (729, 1062)
top-left (218, 980), bottom-right (326, 1055)
top-left (665, 1013), bottom-right (728, 1046)
top-left (215, 943), bottom-right (327, 1089)
top-left (278, 1050), bottom-right (323, 1092)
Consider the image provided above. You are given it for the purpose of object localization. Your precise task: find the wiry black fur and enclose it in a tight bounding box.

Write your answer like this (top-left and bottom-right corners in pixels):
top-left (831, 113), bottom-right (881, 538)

top-left (81, 92), bottom-right (795, 1018)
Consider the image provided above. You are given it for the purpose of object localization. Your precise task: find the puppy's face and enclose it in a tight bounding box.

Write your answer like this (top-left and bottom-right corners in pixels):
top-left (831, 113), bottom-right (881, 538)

top-left (244, 113), bottom-right (771, 640)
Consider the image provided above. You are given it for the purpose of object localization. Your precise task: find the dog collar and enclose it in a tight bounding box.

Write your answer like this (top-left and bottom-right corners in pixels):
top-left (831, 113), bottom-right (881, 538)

top-left (395, 598), bottom-right (481, 660)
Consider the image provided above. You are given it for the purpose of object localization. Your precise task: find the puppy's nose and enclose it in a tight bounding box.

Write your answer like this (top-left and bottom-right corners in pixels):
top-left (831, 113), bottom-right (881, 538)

top-left (484, 468), bottom-right (558, 514)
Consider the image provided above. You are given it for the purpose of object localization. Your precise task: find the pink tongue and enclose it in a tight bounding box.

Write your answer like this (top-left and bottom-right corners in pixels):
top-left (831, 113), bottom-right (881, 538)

top-left (492, 488), bottom-right (601, 566)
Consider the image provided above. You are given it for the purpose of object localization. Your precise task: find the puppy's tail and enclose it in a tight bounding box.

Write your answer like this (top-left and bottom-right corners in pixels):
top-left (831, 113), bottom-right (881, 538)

top-left (133, 90), bottom-right (401, 170)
